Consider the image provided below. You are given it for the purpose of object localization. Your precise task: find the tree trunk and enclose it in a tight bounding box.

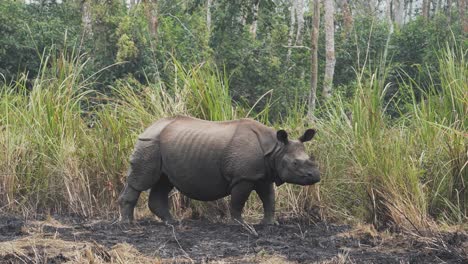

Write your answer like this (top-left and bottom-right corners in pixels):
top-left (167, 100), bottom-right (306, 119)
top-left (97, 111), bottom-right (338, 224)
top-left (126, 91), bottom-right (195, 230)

top-left (408, 0), bottom-right (413, 20)
top-left (422, 0), bottom-right (429, 18)
top-left (383, 0), bottom-right (394, 65)
top-left (460, 0), bottom-right (468, 34)
top-left (207, 0), bottom-right (212, 32)
top-left (287, 0), bottom-right (297, 61)
top-left (250, 0), bottom-right (260, 39)
top-left (434, 0), bottom-right (439, 13)
top-left (81, 0), bottom-right (93, 37)
top-left (143, 0), bottom-right (159, 50)
top-left (295, 0), bottom-right (305, 44)
top-left (322, 0), bottom-right (335, 99)
top-left (404, 0), bottom-right (408, 23)
top-left (342, 0), bottom-right (353, 35)
top-left (394, 0), bottom-right (404, 26)
top-left (308, 0), bottom-right (320, 119)
top-left (447, 0), bottom-right (452, 23)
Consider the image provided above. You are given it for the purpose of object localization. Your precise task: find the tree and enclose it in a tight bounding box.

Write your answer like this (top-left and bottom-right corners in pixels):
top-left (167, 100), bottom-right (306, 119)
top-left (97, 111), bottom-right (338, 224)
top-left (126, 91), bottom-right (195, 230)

top-left (286, 0), bottom-right (296, 61)
top-left (81, 0), bottom-right (92, 37)
top-left (308, 0), bottom-right (320, 119)
top-left (422, 0), bottom-right (429, 19)
top-left (295, 0), bottom-right (305, 44)
top-left (250, 0), bottom-right (260, 38)
top-left (393, 0), bottom-right (404, 26)
top-left (383, 0), bottom-right (394, 65)
top-left (460, 0), bottom-right (467, 34)
top-left (207, 0), bottom-right (212, 32)
top-left (341, 0), bottom-right (353, 35)
top-left (447, 0), bottom-right (452, 23)
top-left (287, 0), bottom-right (306, 60)
top-left (406, 0), bottom-right (414, 22)
top-left (322, 0), bottom-right (335, 99)
top-left (142, 0), bottom-right (158, 50)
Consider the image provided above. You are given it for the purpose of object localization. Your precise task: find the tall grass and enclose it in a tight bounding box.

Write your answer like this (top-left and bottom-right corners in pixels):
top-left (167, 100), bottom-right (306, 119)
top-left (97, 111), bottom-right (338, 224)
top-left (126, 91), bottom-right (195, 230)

top-left (0, 45), bottom-right (466, 231)
top-left (313, 45), bottom-right (467, 230)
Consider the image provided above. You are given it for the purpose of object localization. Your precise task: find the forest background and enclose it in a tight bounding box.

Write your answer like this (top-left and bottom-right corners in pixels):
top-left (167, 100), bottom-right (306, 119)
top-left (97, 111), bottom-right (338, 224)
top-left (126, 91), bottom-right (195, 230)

top-left (0, 0), bottom-right (466, 233)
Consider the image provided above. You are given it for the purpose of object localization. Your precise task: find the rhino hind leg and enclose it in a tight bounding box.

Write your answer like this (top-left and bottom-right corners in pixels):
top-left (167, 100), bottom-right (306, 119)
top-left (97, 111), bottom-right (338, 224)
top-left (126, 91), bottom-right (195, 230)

top-left (148, 174), bottom-right (175, 223)
top-left (118, 182), bottom-right (141, 223)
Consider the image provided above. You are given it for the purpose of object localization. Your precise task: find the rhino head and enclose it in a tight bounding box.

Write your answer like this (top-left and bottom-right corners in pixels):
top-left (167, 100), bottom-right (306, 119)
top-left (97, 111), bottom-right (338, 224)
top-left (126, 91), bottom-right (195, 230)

top-left (272, 129), bottom-right (320, 186)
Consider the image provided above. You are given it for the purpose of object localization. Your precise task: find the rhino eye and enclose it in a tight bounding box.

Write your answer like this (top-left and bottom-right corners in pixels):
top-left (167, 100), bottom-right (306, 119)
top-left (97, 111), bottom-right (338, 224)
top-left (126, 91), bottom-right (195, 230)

top-left (293, 160), bottom-right (298, 166)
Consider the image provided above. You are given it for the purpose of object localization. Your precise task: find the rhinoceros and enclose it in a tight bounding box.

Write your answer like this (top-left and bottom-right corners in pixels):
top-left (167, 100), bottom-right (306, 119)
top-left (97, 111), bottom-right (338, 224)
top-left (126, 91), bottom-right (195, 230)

top-left (118, 115), bottom-right (320, 224)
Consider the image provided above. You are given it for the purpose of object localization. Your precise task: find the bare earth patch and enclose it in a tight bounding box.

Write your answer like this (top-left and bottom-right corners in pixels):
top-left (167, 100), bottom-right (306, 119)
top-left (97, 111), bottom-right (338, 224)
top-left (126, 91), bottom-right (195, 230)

top-left (0, 215), bottom-right (466, 263)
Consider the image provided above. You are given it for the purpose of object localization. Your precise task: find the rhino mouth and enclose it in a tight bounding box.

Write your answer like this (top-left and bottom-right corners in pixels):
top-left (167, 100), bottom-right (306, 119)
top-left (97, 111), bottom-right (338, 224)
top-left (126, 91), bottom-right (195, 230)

top-left (297, 170), bottom-right (321, 185)
top-left (297, 176), bottom-right (320, 185)
top-left (284, 173), bottom-right (320, 186)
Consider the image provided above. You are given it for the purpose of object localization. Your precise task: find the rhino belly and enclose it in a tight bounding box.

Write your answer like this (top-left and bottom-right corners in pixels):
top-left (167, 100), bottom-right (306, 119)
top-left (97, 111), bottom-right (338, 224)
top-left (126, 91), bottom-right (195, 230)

top-left (160, 128), bottom-right (232, 201)
top-left (163, 162), bottom-right (230, 201)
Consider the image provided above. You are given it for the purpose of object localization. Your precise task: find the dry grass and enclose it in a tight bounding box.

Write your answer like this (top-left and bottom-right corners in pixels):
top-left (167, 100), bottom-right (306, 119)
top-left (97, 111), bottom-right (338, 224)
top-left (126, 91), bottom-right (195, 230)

top-left (0, 237), bottom-right (161, 264)
top-left (0, 46), bottom-right (466, 234)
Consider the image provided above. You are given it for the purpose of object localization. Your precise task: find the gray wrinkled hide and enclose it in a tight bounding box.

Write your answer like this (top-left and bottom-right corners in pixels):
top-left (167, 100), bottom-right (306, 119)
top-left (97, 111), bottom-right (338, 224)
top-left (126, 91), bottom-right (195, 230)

top-left (128, 116), bottom-right (276, 199)
top-left (119, 115), bottom-right (320, 224)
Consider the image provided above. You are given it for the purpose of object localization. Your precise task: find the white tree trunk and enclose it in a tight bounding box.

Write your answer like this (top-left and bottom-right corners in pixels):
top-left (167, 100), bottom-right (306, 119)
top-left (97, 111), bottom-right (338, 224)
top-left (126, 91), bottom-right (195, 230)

top-left (287, 0), bottom-right (297, 61)
top-left (408, 0), bottom-right (413, 20)
top-left (322, 0), bottom-right (335, 99)
top-left (308, 0), bottom-right (320, 119)
top-left (394, 0), bottom-right (404, 26)
top-left (207, 0), bottom-right (212, 32)
top-left (81, 0), bottom-right (93, 37)
top-left (383, 0), bottom-right (394, 66)
top-left (250, 0), bottom-right (261, 38)
top-left (295, 0), bottom-right (305, 44)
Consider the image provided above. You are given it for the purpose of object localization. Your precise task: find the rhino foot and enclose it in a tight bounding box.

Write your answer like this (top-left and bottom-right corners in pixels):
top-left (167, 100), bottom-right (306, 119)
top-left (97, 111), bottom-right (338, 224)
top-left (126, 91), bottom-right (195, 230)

top-left (260, 218), bottom-right (279, 226)
top-left (118, 184), bottom-right (141, 224)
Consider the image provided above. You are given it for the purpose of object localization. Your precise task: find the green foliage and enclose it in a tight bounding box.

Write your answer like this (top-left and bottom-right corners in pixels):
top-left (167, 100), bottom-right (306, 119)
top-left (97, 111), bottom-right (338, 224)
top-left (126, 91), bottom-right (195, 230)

top-left (391, 14), bottom-right (464, 91)
top-left (0, 0), bottom-right (80, 83)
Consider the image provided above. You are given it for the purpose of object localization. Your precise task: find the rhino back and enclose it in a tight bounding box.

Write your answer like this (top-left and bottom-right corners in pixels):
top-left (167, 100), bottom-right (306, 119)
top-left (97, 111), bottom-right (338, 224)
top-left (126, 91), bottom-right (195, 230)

top-left (159, 117), bottom-right (239, 200)
top-left (139, 117), bottom-right (176, 140)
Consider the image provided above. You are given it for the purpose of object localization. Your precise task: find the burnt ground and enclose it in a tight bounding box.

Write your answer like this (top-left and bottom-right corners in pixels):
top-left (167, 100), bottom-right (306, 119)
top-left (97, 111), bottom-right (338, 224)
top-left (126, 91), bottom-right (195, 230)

top-left (0, 215), bottom-right (466, 264)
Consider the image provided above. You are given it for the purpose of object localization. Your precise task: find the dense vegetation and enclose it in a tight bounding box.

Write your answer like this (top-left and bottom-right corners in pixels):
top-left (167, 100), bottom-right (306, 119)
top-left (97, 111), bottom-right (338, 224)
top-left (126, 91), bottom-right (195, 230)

top-left (0, 0), bottom-right (466, 232)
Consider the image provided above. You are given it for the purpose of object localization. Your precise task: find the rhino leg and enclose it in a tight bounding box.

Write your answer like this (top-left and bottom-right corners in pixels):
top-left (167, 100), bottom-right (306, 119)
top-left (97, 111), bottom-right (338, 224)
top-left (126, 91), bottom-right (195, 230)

top-left (255, 182), bottom-right (278, 225)
top-left (148, 174), bottom-right (175, 223)
top-left (118, 182), bottom-right (141, 223)
top-left (230, 181), bottom-right (254, 223)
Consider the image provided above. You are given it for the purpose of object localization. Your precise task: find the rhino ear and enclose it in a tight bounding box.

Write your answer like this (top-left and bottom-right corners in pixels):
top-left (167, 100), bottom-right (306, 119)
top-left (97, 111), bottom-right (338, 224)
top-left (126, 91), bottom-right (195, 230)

top-left (277, 130), bottom-right (289, 144)
top-left (299, 129), bottom-right (316, 142)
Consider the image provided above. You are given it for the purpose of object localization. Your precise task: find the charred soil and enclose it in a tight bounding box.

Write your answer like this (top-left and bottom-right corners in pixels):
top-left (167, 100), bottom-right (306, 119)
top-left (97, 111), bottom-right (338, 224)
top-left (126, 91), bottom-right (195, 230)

top-left (0, 215), bottom-right (466, 263)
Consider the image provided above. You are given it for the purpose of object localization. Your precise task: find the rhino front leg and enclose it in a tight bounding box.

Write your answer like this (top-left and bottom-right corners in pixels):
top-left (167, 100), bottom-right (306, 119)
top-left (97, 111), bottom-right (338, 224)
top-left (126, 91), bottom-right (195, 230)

top-left (118, 184), bottom-right (141, 223)
top-left (255, 182), bottom-right (278, 225)
top-left (230, 181), bottom-right (254, 223)
top-left (148, 175), bottom-right (175, 224)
